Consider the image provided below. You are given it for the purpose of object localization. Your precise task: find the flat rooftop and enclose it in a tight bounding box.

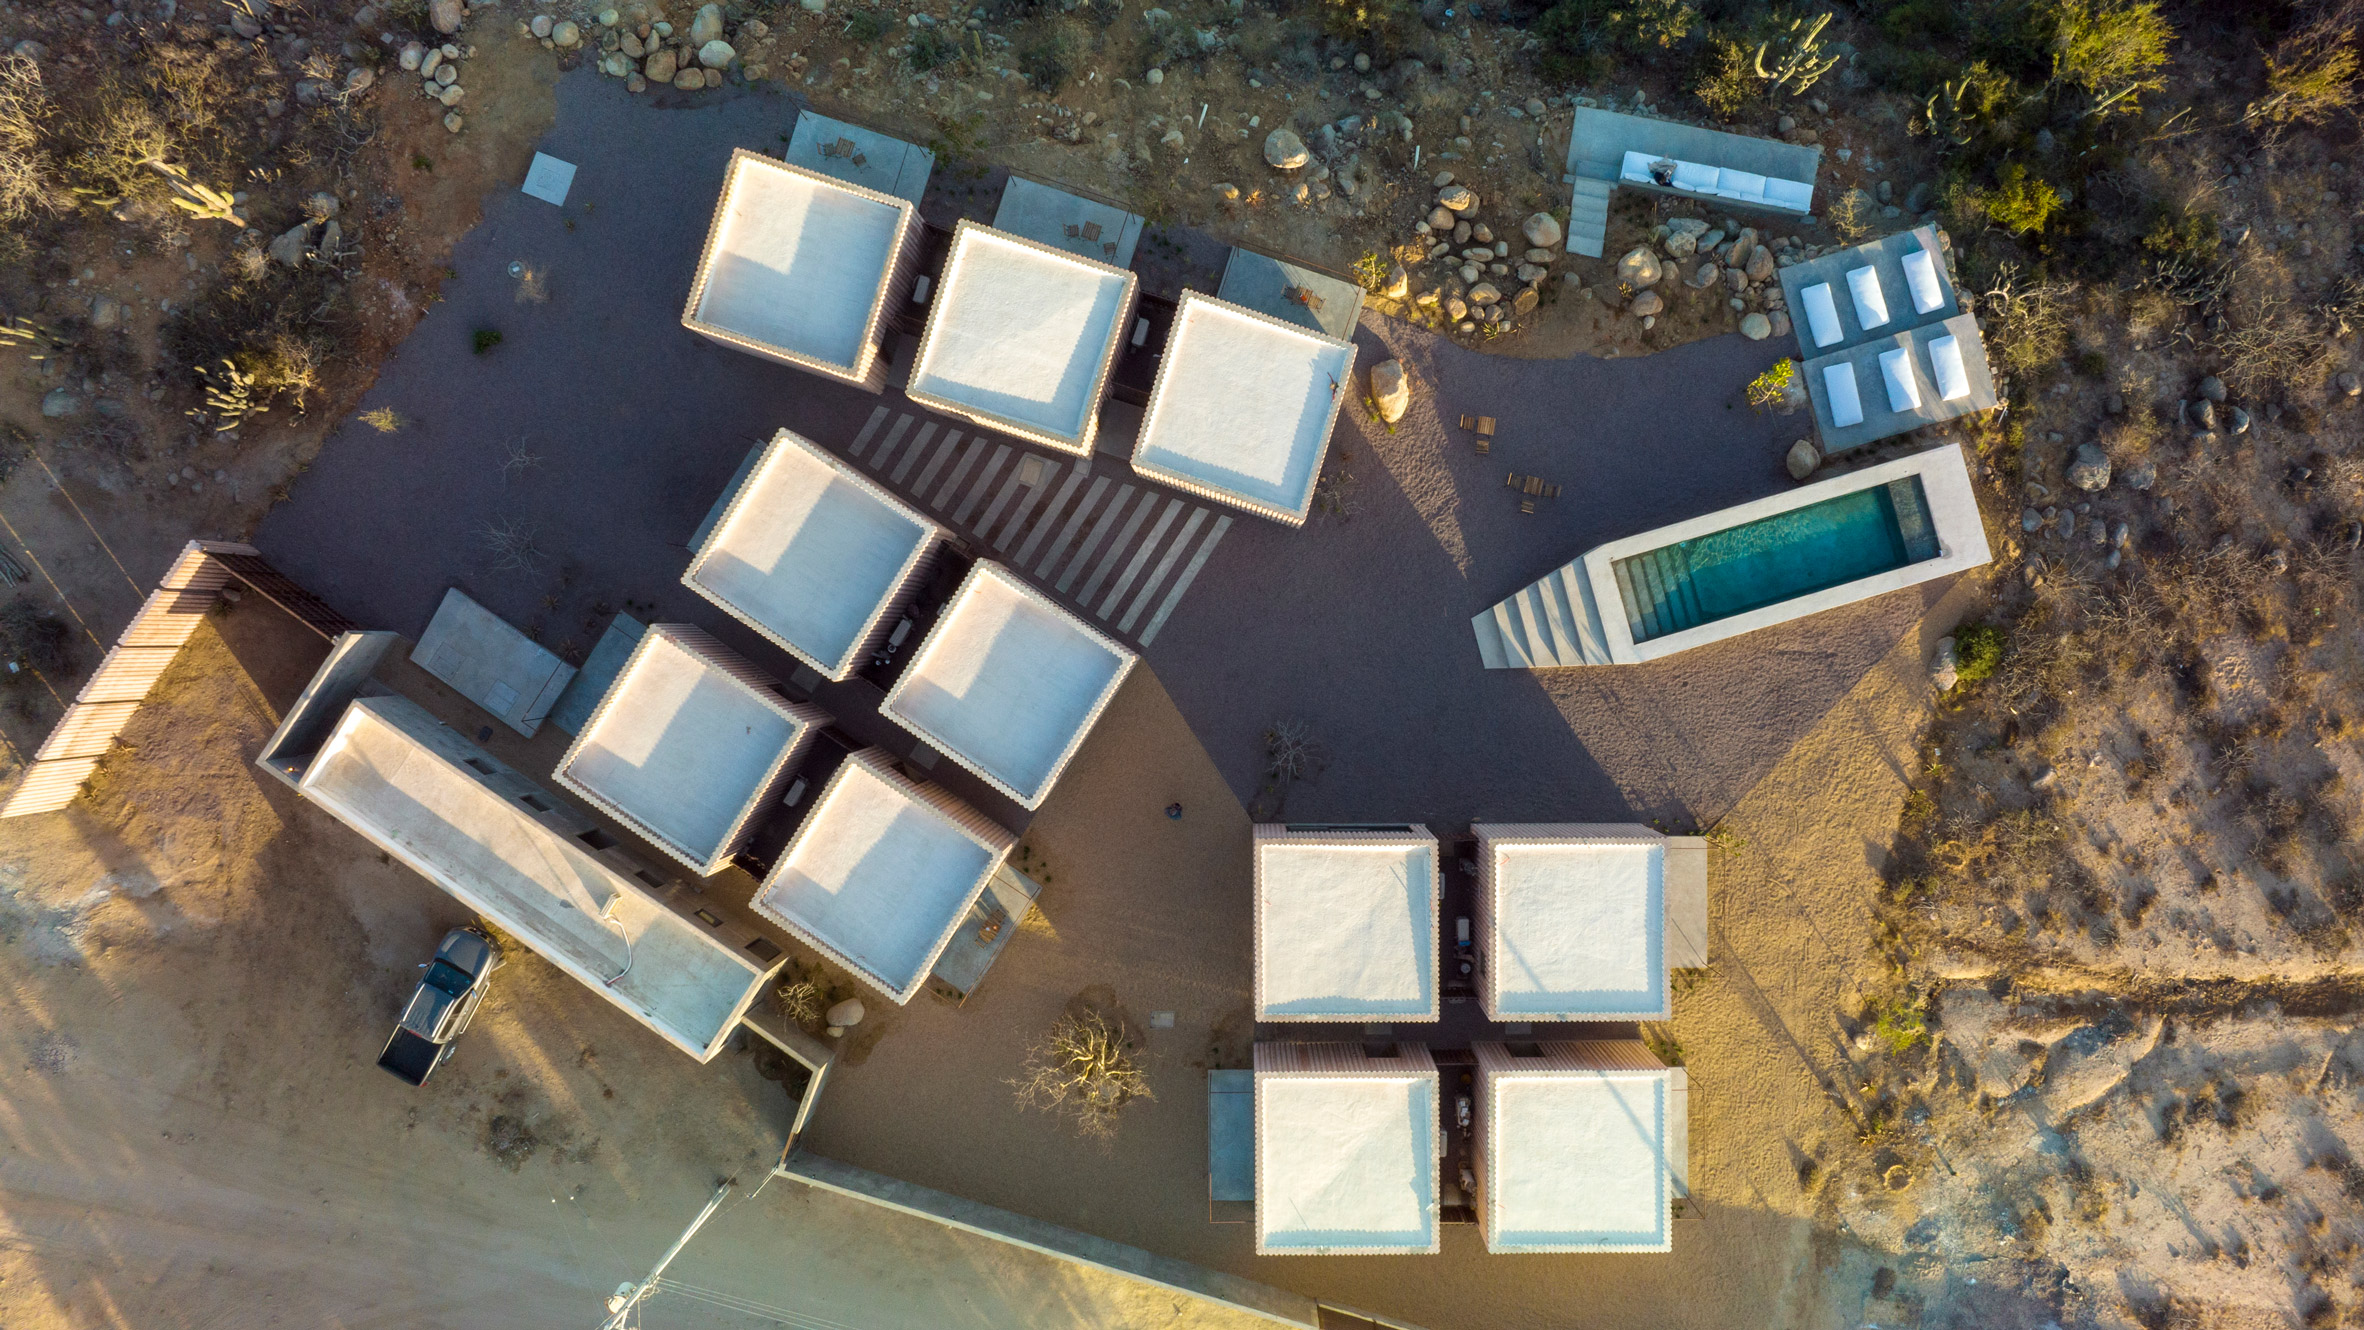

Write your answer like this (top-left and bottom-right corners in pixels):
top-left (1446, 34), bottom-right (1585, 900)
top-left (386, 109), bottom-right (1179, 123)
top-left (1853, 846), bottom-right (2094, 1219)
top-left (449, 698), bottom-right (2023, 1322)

top-left (783, 109), bottom-right (934, 203)
top-left (991, 173), bottom-right (1144, 269)
top-left (1775, 224), bottom-right (1959, 357)
top-left (554, 625), bottom-right (820, 877)
top-left (1478, 826), bottom-right (1666, 1020)
top-left (1482, 1046), bottom-right (1677, 1253)
top-left (1802, 313), bottom-right (1998, 452)
top-left (684, 149), bottom-right (912, 381)
top-left (1130, 293), bottom-right (1354, 527)
top-left (1254, 1044), bottom-right (1440, 1256)
top-left (880, 561), bottom-right (1134, 810)
top-left (1254, 826), bottom-right (1438, 1021)
top-left (301, 694), bottom-right (768, 1060)
top-left (684, 429), bottom-right (938, 680)
top-left (907, 222), bottom-right (1135, 457)
top-left (1214, 247), bottom-right (1365, 342)
top-left (752, 748), bottom-right (1011, 1004)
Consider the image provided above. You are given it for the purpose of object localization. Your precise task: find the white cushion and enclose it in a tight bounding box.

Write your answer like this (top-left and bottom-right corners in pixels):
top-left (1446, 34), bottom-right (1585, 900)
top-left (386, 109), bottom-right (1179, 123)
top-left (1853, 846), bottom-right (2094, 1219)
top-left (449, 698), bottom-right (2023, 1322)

top-left (1901, 248), bottom-right (1946, 315)
top-left (1672, 160), bottom-right (1720, 193)
top-left (1621, 150), bottom-right (1657, 183)
top-left (1763, 178), bottom-right (1813, 211)
top-left (1927, 334), bottom-right (1971, 401)
top-left (1846, 266), bottom-right (1890, 330)
top-left (1822, 363), bottom-right (1864, 428)
top-left (1717, 168), bottom-right (1768, 201)
top-left (1800, 283), bottom-right (1843, 349)
top-left (1879, 347), bottom-right (1920, 412)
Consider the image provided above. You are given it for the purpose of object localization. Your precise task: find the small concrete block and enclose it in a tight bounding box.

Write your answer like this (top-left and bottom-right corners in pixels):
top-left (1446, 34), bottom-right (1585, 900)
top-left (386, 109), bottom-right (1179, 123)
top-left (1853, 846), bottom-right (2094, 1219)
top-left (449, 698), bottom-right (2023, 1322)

top-left (521, 152), bottom-right (578, 206)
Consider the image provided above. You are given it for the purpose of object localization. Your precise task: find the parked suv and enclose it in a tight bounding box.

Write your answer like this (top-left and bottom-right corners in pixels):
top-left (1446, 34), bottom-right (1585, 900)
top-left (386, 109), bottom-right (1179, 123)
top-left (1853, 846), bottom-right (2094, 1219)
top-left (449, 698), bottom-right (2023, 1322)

top-left (376, 927), bottom-right (501, 1086)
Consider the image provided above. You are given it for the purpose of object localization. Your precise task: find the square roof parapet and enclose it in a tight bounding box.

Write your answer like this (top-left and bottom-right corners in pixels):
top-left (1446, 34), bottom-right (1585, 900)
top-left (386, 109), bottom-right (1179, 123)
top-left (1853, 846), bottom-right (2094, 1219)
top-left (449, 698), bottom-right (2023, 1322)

top-left (1776, 224), bottom-right (1961, 357)
top-left (1801, 312), bottom-right (1998, 452)
top-left (553, 624), bottom-right (830, 878)
top-left (1474, 1040), bottom-right (1685, 1254)
top-left (783, 110), bottom-right (935, 202)
top-left (907, 221), bottom-right (1139, 458)
top-left (684, 429), bottom-right (946, 682)
top-left (682, 149), bottom-right (919, 392)
top-left (1253, 824), bottom-right (1439, 1022)
top-left (992, 173), bottom-right (1145, 269)
top-left (1215, 246), bottom-right (1366, 342)
top-left (1130, 292), bottom-right (1356, 527)
top-left (1473, 823), bottom-right (1669, 1021)
top-left (1253, 1042), bottom-right (1442, 1256)
top-left (752, 746), bottom-right (1015, 1004)
top-left (879, 560), bottom-right (1136, 810)
top-left (297, 693), bottom-right (778, 1060)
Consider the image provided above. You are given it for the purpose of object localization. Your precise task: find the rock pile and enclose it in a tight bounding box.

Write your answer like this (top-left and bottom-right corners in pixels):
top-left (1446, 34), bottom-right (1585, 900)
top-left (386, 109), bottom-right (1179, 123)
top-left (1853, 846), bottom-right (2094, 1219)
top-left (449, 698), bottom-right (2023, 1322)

top-left (398, 37), bottom-right (470, 129)
top-left (533, 3), bottom-right (783, 93)
top-left (1398, 174), bottom-right (1563, 336)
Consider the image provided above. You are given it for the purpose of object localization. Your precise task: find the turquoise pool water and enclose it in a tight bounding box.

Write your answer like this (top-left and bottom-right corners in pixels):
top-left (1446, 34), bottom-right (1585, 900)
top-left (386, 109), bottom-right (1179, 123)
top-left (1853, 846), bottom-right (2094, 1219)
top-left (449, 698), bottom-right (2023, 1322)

top-left (1613, 478), bottom-right (1939, 642)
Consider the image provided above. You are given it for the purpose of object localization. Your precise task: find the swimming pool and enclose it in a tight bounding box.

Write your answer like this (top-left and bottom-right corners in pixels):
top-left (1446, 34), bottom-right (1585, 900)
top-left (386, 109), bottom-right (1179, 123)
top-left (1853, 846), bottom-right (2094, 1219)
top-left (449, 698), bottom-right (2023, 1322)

top-left (1611, 477), bottom-right (1940, 642)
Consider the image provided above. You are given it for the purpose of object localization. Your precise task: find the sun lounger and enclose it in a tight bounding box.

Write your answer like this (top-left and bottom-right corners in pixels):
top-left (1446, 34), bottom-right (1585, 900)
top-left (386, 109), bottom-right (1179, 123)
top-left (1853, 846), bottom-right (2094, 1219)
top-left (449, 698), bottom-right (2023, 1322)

top-left (1800, 282), bottom-right (1843, 349)
top-left (1926, 334), bottom-right (1971, 402)
top-left (1846, 265), bottom-right (1890, 330)
top-left (1822, 362), bottom-right (1864, 428)
top-left (1901, 247), bottom-right (1946, 315)
top-left (1879, 347), bottom-right (1920, 412)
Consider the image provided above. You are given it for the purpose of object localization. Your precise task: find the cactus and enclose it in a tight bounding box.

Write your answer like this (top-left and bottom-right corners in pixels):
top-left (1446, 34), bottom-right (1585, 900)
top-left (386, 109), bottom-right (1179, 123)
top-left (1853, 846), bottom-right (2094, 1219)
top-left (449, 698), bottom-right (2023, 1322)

top-left (1753, 11), bottom-right (1840, 97)
top-left (190, 358), bottom-right (267, 433)
top-left (1921, 78), bottom-right (1979, 147)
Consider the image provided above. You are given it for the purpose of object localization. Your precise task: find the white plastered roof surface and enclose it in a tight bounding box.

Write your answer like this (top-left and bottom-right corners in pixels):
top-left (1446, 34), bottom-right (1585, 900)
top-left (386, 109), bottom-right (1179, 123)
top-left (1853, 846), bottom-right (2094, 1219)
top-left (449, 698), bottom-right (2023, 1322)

top-left (690, 436), bottom-right (930, 675)
top-left (1257, 840), bottom-right (1436, 1019)
top-left (881, 562), bottom-right (1131, 807)
top-left (1258, 1074), bottom-right (1439, 1253)
top-left (1133, 295), bottom-right (1353, 523)
top-left (754, 756), bottom-right (996, 999)
top-left (1491, 842), bottom-right (1666, 1016)
top-left (693, 158), bottom-right (903, 370)
top-left (910, 225), bottom-right (1129, 442)
top-left (559, 630), bottom-right (803, 867)
top-left (1489, 1071), bottom-right (1671, 1252)
top-left (304, 698), bottom-right (755, 1056)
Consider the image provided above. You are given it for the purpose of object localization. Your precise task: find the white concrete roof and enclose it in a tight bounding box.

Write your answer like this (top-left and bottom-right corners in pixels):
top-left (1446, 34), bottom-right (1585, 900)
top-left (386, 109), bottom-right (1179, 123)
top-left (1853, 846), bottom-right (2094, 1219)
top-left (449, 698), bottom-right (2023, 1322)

top-left (1256, 1073), bottom-right (1439, 1254)
top-left (880, 562), bottom-right (1134, 809)
top-left (685, 430), bottom-right (938, 680)
top-left (753, 753), bottom-right (1004, 1004)
top-left (1130, 293), bottom-right (1353, 527)
top-left (1254, 830), bottom-right (1437, 1021)
top-left (1487, 1069), bottom-right (1673, 1252)
top-left (685, 151), bottom-right (911, 377)
top-left (1488, 838), bottom-right (1667, 1018)
top-left (554, 627), bottom-right (816, 877)
top-left (907, 222), bottom-right (1134, 455)
top-left (301, 695), bottom-right (768, 1060)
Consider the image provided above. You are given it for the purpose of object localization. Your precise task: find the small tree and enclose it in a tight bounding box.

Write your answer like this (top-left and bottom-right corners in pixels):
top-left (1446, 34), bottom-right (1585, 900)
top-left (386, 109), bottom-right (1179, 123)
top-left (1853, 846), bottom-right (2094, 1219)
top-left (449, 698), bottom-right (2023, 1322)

top-left (2246, 0), bottom-right (2362, 137)
top-left (1010, 1010), bottom-right (1154, 1144)
top-left (2040, 0), bottom-right (2174, 118)
top-left (1979, 161), bottom-right (2062, 235)
top-left (1745, 358), bottom-right (1798, 412)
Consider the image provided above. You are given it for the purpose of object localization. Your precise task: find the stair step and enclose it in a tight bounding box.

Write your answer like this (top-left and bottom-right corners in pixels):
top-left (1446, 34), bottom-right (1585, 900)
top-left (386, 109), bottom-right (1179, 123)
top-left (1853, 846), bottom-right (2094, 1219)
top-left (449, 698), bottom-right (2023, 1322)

top-left (1571, 178), bottom-right (1614, 199)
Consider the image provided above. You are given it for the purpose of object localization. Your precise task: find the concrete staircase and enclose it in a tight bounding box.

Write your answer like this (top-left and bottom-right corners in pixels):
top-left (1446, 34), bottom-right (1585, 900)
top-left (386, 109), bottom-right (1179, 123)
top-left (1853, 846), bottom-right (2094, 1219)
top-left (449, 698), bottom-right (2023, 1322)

top-left (1566, 159), bottom-right (1618, 259)
top-left (1471, 561), bottom-right (1616, 668)
top-left (1609, 544), bottom-right (1703, 642)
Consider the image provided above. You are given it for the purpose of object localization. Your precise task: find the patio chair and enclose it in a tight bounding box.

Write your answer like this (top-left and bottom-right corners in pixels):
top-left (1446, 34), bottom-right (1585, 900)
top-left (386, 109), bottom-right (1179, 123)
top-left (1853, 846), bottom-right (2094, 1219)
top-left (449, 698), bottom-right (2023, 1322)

top-left (1463, 414), bottom-right (1496, 454)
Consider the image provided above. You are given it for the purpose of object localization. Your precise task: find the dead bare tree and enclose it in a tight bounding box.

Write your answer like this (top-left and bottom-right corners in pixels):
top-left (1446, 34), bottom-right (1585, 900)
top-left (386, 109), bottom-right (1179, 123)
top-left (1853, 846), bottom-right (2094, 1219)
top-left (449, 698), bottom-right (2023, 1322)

top-left (1008, 1009), bottom-right (1153, 1144)
top-left (477, 517), bottom-right (546, 574)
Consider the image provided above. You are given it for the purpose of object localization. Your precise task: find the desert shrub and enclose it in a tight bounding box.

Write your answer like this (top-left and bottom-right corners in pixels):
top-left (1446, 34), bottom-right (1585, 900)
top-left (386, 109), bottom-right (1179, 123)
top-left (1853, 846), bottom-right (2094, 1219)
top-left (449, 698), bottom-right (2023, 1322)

top-left (1009, 1009), bottom-right (1154, 1143)
top-left (0, 53), bottom-right (55, 227)
top-left (0, 597), bottom-right (77, 677)
top-left (1954, 622), bottom-right (2006, 683)
top-left (2141, 203), bottom-right (2218, 265)
top-left (842, 9), bottom-right (889, 42)
top-left (1744, 357), bottom-right (1797, 411)
top-left (2038, 0), bottom-right (2173, 117)
top-left (776, 977), bottom-right (826, 1027)
top-left (1979, 160), bottom-right (2062, 234)
top-left (2246, 0), bottom-right (2362, 134)
top-left (1016, 31), bottom-right (1073, 92)
top-left (1871, 993), bottom-right (1929, 1053)
top-left (471, 328), bottom-right (502, 355)
top-left (1537, 0), bottom-right (1700, 79)
top-left (906, 25), bottom-right (961, 72)
top-left (1693, 38), bottom-right (1756, 117)
top-left (1316, 0), bottom-right (1420, 51)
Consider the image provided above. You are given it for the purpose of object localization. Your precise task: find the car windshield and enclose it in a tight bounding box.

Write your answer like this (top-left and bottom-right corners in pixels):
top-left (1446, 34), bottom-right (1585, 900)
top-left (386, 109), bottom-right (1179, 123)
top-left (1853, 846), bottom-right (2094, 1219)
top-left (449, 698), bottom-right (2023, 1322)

top-left (422, 960), bottom-right (474, 997)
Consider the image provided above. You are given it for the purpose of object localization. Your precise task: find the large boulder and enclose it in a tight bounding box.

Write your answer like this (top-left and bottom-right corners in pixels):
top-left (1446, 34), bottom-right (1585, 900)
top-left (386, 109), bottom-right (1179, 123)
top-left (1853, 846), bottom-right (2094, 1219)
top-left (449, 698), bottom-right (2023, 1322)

top-left (1930, 636), bottom-right (1960, 691)
top-left (429, 0), bottom-right (463, 33)
top-left (1629, 289), bottom-right (1664, 318)
top-left (1263, 128), bottom-right (1309, 170)
top-left (1468, 281), bottom-right (1502, 305)
top-left (2066, 442), bottom-right (2111, 491)
top-left (1663, 217), bottom-right (1708, 257)
top-left (1786, 437), bottom-right (1819, 480)
top-left (689, 3), bottom-right (726, 45)
top-left (699, 38), bottom-right (735, 67)
top-left (1616, 246), bottom-right (1661, 288)
top-left (643, 47), bottom-right (678, 81)
top-left (1740, 312), bottom-right (1772, 341)
top-left (2197, 375), bottom-right (2227, 403)
top-left (1370, 359), bottom-right (1412, 423)
top-left (1521, 212), bottom-right (1562, 249)
top-left (1380, 264), bottom-right (1409, 299)
top-left (1436, 184), bottom-right (1478, 213)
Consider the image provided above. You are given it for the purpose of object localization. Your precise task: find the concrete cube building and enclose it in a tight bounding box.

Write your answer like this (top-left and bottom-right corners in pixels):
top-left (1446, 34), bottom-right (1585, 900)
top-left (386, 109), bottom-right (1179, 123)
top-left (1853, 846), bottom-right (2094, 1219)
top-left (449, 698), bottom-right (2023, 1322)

top-left (1253, 1042), bottom-right (1442, 1256)
top-left (1129, 292), bottom-right (1356, 527)
top-left (752, 747), bottom-right (1016, 1004)
top-left (906, 220), bottom-right (1137, 457)
top-left (683, 429), bottom-right (945, 682)
top-left (553, 625), bottom-right (829, 878)
top-left (682, 148), bottom-right (921, 392)
top-left (1473, 1040), bottom-right (1687, 1253)
top-left (879, 561), bottom-right (1135, 810)
top-left (1472, 824), bottom-right (1709, 1021)
top-left (1253, 824), bottom-right (1438, 1022)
